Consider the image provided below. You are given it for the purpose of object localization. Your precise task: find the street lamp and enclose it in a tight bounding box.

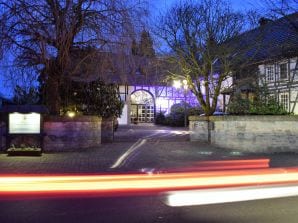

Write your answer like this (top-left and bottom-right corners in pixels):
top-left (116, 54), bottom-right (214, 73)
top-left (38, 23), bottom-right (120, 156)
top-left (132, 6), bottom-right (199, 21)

top-left (173, 80), bottom-right (182, 89)
top-left (173, 79), bottom-right (188, 127)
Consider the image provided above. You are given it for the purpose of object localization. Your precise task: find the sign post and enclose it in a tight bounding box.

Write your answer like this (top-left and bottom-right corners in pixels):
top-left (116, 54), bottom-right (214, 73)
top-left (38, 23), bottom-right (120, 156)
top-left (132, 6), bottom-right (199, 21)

top-left (0, 105), bottom-right (48, 156)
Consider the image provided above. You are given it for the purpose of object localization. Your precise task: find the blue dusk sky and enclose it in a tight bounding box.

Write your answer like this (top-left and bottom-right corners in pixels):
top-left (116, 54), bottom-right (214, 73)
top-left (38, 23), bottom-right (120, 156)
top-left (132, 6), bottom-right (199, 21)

top-left (0, 0), bottom-right (258, 98)
top-left (149, 0), bottom-right (256, 13)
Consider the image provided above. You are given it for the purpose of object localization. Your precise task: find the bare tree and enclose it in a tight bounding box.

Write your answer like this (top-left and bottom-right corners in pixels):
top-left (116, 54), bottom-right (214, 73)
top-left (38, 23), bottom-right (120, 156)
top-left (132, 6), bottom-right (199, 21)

top-left (157, 0), bottom-right (244, 116)
top-left (0, 0), bottom-right (147, 114)
top-left (270, 0), bottom-right (297, 34)
top-left (250, 0), bottom-right (298, 32)
top-left (262, 0), bottom-right (298, 17)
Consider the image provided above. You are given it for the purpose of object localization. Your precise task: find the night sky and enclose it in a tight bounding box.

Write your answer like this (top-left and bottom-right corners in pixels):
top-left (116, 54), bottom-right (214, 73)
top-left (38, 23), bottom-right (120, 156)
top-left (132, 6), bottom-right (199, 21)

top-left (0, 0), bottom-right (256, 98)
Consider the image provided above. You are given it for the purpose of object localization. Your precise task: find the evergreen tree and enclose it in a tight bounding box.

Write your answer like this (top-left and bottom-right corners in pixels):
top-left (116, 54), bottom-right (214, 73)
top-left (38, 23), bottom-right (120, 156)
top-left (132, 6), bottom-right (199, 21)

top-left (68, 80), bottom-right (124, 118)
top-left (139, 30), bottom-right (155, 57)
top-left (131, 39), bottom-right (139, 55)
top-left (13, 85), bottom-right (40, 105)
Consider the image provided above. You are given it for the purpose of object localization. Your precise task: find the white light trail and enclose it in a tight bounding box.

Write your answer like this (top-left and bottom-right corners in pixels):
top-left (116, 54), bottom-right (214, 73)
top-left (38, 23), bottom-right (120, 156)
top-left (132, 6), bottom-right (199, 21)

top-left (166, 184), bottom-right (298, 206)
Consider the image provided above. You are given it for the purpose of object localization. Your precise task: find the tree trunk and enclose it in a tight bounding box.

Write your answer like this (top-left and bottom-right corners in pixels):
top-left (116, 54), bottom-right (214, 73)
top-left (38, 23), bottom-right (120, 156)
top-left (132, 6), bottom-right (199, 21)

top-left (46, 75), bottom-right (61, 115)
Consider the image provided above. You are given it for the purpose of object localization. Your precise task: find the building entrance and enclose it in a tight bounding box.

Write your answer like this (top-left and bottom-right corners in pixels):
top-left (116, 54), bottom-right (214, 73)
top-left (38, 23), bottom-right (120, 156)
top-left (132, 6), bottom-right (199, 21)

top-left (130, 90), bottom-right (155, 123)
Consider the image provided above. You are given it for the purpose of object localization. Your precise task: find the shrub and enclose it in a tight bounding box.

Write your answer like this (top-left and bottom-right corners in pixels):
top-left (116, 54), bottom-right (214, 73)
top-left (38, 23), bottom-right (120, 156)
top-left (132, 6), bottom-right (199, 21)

top-left (155, 112), bottom-right (166, 125)
top-left (167, 112), bottom-right (184, 126)
top-left (227, 94), bottom-right (250, 115)
top-left (157, 102), bottom-right (202, 127)
top-left (68, 80), bottom-right (124, 118)
top-left (249, 98), bottom-right (287, 115)
top-left (188, 106), bottom-right (204, 116)
top-left (227, 92), bottom-right (288, 115)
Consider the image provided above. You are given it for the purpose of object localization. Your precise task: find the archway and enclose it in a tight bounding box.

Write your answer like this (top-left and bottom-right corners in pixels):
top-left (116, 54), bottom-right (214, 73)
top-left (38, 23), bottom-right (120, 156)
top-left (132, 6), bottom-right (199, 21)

top-left (130, 90), bottom-right (155, 123)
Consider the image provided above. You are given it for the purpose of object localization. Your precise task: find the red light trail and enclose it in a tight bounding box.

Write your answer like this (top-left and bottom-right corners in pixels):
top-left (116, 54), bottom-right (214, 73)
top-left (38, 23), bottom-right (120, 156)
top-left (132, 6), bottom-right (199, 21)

top-left (0, 159), bottom-right (297, 202)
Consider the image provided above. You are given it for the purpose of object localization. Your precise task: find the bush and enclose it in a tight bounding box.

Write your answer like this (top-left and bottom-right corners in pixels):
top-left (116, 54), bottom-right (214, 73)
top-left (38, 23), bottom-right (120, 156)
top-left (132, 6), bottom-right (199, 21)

top-left (227, 94), bottom-right (250, 115)
top-left (155, 112), bottom-right (166, 125)
top-left (188, 106), bottom-right (204, 116)
top-left (68, 80), bottom-right (124, 118)
top-left (168, 102), bottom-right (188, 126)
top-left (167, 112), bottom-right (185, 126)
top-left (157, 102), bottom-right (202, 127)
top-left (227, 93), bottom-right (288, 115)
top-left (249, 98), bottom-right (287, 115)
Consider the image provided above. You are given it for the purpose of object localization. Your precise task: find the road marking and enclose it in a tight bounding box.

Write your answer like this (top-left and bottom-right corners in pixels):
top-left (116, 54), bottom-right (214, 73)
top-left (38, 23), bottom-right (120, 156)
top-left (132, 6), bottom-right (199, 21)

top-left (110, 139), bottom-right (147, 169)
top-left (111, 129), bottom-right (190, 169)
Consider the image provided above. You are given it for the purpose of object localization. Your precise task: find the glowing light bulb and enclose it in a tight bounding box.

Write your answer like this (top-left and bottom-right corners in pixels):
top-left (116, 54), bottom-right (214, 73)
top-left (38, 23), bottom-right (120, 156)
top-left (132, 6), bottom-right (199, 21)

top-left (67, 111), bottom-right (76, 118)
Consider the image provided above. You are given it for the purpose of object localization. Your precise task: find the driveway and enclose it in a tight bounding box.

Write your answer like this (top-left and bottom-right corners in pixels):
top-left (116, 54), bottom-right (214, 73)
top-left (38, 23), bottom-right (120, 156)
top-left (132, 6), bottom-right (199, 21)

top-left (0, 124), bottom-right (296, 174)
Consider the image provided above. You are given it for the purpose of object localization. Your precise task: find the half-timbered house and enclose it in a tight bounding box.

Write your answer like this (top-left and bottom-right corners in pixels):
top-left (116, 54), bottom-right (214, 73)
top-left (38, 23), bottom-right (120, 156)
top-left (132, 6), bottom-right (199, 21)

top-left (233, 12), bottom-right (298, 113)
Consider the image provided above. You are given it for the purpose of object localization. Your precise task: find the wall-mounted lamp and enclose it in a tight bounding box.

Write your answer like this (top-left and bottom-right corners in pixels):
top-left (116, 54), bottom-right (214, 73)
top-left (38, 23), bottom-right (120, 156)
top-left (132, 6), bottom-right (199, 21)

top-left (67, 111), bottom-right (76, 118)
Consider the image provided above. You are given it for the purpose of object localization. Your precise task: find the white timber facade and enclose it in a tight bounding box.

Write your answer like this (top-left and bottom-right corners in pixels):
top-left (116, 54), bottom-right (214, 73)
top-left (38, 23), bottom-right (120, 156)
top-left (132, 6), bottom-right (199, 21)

top-left (259, 57), bottom-right (298, 114)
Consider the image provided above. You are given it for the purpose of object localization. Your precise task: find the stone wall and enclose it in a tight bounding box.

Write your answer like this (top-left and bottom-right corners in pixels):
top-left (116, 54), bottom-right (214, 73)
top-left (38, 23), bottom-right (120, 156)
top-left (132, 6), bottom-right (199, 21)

top-left (189, 115), bottom-right (298, 153)
top-left (44, 116), bottom-right (102, 152)
top-left (0, 122), bottom-right (5, 151)
top-left (101, 117), bottom-right (114, 143)
top-left (189, 117), bottom-right (210, 142)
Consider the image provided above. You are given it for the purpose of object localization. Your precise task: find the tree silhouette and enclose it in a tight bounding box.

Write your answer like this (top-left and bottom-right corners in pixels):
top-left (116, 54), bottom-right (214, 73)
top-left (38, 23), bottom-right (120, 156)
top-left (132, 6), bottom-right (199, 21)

top-left (157, 0), bottom-right (244, 116)
top-left (131, 30), bottom-right (155, 58)
top-left (0, 0), bottom-right (145, 114)
top-left (139, 30), bottom-right (155, 58)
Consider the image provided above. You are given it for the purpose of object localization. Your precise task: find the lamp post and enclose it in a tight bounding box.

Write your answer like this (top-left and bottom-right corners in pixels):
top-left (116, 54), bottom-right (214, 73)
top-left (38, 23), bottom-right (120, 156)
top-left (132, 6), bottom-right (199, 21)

top-left (173, 79), bottom-right (188, 127)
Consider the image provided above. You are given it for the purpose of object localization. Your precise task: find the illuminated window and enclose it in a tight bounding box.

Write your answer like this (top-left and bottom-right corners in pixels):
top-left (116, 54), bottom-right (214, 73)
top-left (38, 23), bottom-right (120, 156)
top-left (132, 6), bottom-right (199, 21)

top-left (131, 90), bottom-right (153, 105)
top-left (130, 90), bottom-right (155, 123)
top-left (279, 63), bottom-right (287, 79)
top-left (266, 65), bottom-right (274, 82)
top-left (279, 93), bottom-right (289, 111)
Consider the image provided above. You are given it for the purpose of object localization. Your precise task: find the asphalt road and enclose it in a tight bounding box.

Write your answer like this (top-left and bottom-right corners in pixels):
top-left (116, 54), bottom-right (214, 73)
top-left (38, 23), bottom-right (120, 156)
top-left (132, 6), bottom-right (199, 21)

top-left (1, 194), bottom-right (298, 223)
top-left (1, 124), bottom-right (298, 223)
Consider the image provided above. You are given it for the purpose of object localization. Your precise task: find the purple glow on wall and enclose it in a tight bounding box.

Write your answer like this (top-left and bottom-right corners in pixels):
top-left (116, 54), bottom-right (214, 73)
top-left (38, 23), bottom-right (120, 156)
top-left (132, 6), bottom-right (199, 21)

top-left (132, 85), bottom-right (202, 115)
top-left (156, 98), bottom-right (168, 108)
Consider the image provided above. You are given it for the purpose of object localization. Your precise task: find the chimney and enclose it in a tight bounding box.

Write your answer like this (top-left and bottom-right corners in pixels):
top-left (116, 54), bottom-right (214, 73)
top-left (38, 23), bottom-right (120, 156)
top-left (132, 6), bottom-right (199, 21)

top-left (259, 17), bottom-right (273, 26)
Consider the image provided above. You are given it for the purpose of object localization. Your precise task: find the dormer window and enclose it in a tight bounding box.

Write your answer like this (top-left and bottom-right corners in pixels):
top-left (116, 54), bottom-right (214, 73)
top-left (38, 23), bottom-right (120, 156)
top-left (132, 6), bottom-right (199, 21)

top-left (135, 67), bottom-right (144, 76)
top-left (135, 68), bottom-right (141, 75)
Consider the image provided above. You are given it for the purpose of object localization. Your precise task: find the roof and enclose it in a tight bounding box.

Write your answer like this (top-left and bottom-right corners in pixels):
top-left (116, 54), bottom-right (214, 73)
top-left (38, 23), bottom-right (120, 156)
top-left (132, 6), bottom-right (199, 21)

top-left (70, 51), bottom-right (172, 86)
top-left (229, 12), bottom-right (298, 65)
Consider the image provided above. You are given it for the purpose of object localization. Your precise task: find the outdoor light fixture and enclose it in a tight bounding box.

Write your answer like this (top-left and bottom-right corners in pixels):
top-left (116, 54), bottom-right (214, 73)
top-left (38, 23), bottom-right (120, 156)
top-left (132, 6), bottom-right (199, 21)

top-left (173, 80), bottom-right (182, 89)
top-left (67, 111), bottom-right (76, 118)
top-left (173, 79), bottom-right (188, 91)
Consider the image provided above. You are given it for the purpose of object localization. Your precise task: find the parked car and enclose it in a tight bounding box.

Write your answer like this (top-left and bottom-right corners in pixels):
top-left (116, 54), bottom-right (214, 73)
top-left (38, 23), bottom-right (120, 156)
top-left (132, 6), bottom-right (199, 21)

top-left (200, 111), bottom-right (229, 116)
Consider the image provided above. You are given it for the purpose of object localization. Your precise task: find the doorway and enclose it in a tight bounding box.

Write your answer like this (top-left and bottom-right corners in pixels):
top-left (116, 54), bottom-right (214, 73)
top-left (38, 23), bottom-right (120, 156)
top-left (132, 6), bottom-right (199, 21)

top-left (130, 90), bottom-right (155, 123)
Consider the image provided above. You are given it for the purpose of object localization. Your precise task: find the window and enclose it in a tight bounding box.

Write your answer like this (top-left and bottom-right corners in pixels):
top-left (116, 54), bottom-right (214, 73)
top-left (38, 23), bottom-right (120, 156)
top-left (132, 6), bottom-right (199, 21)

top-left (279, 63), bottom-right (288, 79)
top-left (266, 65), bottom-right (274, 82)
top-left (280, 93), bottom-right (289, 111)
